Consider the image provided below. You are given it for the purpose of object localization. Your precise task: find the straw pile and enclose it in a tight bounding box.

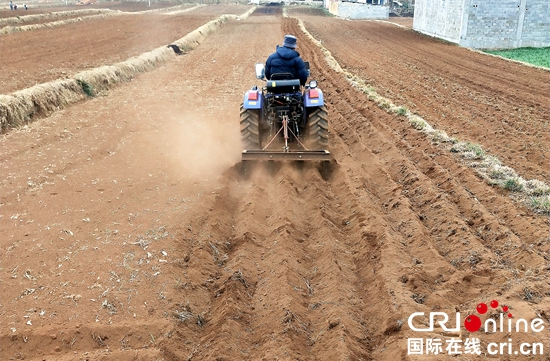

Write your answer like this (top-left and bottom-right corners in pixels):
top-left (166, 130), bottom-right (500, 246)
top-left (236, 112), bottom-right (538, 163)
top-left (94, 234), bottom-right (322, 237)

top-left (0, 5), bottom-right (193, 35)
top-left (0, 80), bottom-right (85, 131)
top-left (0, 7), bottom-right (256, 133)
top-left (1, 12), bottom-right (122, 34)
top-left (294, 14), bottom-right (550, 214)
top-left (0, 9), bottom-right (112, 27)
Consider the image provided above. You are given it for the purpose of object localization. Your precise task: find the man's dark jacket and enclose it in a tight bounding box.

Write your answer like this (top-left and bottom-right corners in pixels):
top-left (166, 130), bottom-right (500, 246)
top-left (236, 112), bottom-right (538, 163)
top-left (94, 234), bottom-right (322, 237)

top-left (265, 45), bottom-right (308, 85)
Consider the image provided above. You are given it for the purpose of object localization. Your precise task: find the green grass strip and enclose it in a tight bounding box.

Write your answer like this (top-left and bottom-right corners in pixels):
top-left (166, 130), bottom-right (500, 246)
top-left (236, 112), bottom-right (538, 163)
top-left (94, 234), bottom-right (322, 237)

top-left (484, 47), bottom-right (550, 69)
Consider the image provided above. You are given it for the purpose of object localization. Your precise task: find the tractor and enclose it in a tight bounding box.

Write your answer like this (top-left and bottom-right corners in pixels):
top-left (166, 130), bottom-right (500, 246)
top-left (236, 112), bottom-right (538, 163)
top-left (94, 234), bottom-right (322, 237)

top-left (240, 62), bottom-right (329, 161)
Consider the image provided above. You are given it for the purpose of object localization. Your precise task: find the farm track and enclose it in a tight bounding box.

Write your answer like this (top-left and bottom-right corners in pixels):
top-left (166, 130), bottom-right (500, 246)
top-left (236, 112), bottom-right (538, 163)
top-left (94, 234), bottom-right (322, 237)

top-left (1, 5), bottom-right (549, 361)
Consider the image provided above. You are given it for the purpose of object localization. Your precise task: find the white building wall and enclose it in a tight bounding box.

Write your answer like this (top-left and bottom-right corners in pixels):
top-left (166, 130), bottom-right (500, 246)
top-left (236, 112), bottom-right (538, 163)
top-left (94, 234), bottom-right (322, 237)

top-left (461, 0), bottom-right (521, 48)
top-left (413, 0), bottom-right (464, 43)
top-left (414, 0), bottom-right (550, 49)
top-left (520, 0), bottom-right (550, 47)
top-left (326, 1), bottom-right (389, 19)
top-left (336, 3), bottom-right (389, 19)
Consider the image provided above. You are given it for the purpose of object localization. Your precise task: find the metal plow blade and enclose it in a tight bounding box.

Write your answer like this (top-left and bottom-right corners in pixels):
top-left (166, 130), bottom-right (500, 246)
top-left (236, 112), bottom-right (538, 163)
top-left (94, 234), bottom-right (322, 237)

top-left (242, 150), bottom-right (331, 161)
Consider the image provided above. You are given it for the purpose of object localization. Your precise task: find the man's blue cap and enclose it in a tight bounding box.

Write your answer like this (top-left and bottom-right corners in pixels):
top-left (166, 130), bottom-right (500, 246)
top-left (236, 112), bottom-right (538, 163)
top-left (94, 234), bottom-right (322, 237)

top-left (283, 35), bottom-right (297, 49)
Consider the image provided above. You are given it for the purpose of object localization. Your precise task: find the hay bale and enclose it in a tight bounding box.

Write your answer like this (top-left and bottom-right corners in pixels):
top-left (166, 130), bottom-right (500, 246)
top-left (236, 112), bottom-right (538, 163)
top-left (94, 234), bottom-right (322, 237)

top-left (0, 8), bottom-right (256, 132)
top-left (76, 46), bottom-right (174, 93)
top-left (0, 79), bottom-right (85, 132)
top-left (164, 5), bottom-right (204, 16)
top-left (1, 12), bottom-right (122, 35)
top-left (0, 9), bottom-right (112, 27)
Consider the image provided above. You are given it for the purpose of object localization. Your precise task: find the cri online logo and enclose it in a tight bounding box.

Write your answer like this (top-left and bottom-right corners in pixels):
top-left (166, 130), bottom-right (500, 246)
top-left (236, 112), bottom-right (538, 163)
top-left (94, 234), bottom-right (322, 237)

top-left (465, 299), bottom-right (511, 332)
top-left (408, 299), bottom-right (545, 333)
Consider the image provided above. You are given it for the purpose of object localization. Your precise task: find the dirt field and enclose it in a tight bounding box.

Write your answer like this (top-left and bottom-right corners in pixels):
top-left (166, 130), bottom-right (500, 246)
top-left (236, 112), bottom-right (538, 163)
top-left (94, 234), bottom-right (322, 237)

top-left (1, 3), bottom-right (549, 361)
top-left (0, 4), bottom-right (250, 92)
top-left (0, 0), bottom-right (179, 16)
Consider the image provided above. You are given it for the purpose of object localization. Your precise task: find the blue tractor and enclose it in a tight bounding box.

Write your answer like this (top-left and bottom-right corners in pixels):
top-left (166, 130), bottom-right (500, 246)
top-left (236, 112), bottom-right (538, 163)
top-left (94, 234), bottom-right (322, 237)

top-left (240, 62), bottom-right (330, 161)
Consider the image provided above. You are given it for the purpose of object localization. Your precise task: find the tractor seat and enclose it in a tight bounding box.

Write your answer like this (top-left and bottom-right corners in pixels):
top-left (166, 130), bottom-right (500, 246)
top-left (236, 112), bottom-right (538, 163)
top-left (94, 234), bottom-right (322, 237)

top-left (266, 79), bottom-right (301, 94)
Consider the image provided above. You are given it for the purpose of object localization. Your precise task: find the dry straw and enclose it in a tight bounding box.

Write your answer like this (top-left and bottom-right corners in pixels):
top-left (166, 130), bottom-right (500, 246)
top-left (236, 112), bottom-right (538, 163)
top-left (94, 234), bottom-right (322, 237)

top-left (0, 4), bottom-right (195, 35)
top-left (0, 80), bottom-right (85, 131)
top-left (294, 14), bottom-right (550, 214)
top-left (0, 9), bottom-right (112, 27)
top-left (0, 12), bottom-right (124, 35)
top-left (0, 7), bottom-right (256, 133)
top-left (163, 6), bottom-right (204, 16)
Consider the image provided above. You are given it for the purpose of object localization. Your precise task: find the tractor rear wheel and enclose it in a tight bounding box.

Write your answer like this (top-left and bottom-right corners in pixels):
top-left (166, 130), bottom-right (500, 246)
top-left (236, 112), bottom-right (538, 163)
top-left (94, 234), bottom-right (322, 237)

top-left (305, 106), bottom-right (328, 149)
top-left (240, 104), bottom-right (261, 150)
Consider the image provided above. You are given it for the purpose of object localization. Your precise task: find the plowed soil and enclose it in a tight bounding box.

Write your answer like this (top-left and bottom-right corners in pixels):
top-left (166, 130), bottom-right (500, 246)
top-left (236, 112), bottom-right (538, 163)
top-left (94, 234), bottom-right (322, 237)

top-left (1, 4), bottom-right (549, 361)
top-left (0, 4), bottom-right (250, 92)
top-left (0, 1), bottom-right (178, 17)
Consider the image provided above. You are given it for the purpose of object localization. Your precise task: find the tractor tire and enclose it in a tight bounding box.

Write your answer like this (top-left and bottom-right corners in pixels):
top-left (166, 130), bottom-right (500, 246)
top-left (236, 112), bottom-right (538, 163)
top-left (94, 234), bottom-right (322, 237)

top-left (306, 106), bottom-right (329, 150)
top-left (240, 104), bottom-right (261, 150)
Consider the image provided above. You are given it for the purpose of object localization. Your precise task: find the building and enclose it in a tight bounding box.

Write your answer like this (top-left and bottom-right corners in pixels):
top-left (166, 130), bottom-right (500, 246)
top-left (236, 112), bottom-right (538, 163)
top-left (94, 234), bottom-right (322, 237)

top-left (413, 0), bottom-right (550, 49)
top-left (326, 0), bottom-right (390, 19)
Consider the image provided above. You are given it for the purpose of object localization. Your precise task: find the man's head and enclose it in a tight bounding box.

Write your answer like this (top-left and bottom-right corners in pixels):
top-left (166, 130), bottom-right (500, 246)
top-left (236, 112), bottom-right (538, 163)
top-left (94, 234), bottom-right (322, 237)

top-left (283, 35), bottom-right (297, 49)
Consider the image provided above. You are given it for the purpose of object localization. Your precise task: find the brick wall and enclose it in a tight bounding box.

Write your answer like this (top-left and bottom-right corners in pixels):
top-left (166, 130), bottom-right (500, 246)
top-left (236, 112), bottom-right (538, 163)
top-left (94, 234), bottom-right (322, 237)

top-left (413, 0), bottom-right (550, 49)
top-left (333, 3), bottom-right (389, 19)
top-left (519, 0), bottom-right (550, 47)
top-left (413, 0), bottom-right (464, 43)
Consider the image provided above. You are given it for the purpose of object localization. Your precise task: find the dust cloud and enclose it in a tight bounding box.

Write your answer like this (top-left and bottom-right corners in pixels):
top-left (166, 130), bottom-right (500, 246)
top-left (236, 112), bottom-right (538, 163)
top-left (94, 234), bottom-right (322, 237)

top-left (157, 109), bottom-right (243, 180)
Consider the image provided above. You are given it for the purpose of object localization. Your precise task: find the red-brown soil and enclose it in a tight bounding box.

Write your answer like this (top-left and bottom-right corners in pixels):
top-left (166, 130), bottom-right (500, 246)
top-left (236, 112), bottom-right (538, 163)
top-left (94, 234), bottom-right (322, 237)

top-left (291, 7), bottom-right (550, 183)
top-left (1, 4), bottom-right (549, 361)
top-left (0, 8), bottom-right (107, 21)
top-left (386, 16), bottom-right (413, 28)
top-left (0, 1), bottom-right (178, 17)
top-left (0, 3), bottom-right (196, 29)
top-left (0, 4), bottom-right (250, 93)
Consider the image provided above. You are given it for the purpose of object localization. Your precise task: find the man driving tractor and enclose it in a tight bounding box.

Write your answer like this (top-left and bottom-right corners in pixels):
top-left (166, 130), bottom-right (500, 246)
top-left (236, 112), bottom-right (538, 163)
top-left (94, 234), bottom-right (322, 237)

top-left (265, 35), bottom-right (309, 86)
top-left (239, 33), bottom-right (329, 162)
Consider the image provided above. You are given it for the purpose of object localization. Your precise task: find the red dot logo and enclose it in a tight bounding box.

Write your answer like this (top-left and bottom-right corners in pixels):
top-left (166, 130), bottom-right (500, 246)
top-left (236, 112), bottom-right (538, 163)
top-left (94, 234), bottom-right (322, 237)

top-left (476, 303), bottom-right (488, 314)
top-left (502, 305), bottom-right (509, 312)
top-left (464, 315), bottom-right (482, 332)
top-left (490, 300), bottom-right (499, 308)
top-left (508, 313), bottom-right (513, 318)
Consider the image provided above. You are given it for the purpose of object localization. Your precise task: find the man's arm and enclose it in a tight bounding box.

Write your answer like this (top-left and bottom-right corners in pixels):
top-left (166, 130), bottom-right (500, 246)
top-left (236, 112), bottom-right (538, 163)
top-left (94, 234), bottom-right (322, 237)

top-left (295, 58), bottom-right (308, 86)
top-left (265, 53), bottom-right (275, 80)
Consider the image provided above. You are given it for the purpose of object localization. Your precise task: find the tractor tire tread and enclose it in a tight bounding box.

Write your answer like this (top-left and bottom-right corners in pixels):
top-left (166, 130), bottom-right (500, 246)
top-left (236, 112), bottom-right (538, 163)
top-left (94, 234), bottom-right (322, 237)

top-left (240, 104), bottom-right (261, 149)
top-left (306, 106), bottom-right (329, 149)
